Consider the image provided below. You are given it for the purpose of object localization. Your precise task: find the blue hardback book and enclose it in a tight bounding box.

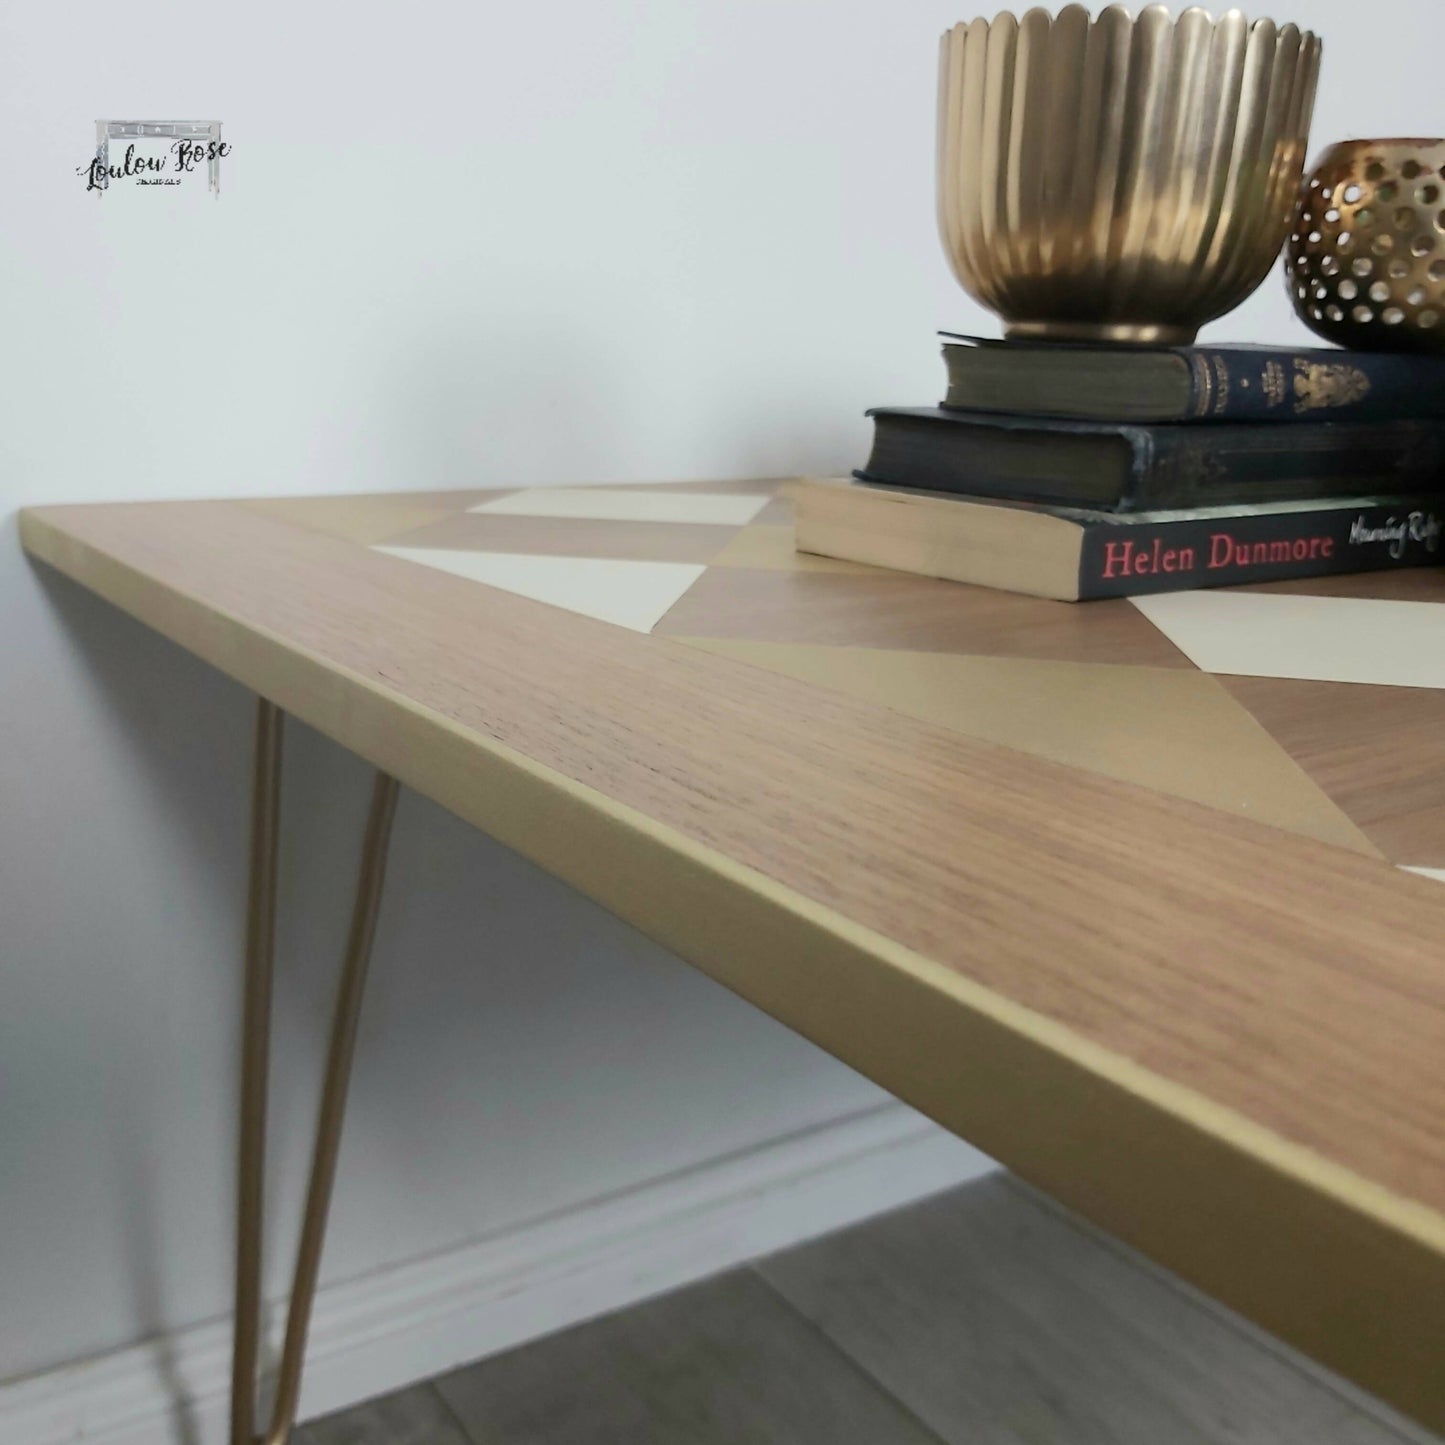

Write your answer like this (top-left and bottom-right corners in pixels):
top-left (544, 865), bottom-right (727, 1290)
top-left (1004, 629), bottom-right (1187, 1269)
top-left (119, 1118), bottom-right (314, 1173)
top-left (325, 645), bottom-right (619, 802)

top-left (939, 333), bottom-right (1445, 424)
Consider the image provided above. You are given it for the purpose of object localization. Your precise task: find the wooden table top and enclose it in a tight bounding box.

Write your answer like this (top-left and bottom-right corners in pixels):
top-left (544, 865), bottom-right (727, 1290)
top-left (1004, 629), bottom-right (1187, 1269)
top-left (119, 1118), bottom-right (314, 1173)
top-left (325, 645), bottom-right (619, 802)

top-left (20, 480), bottom-right (1445, 1430)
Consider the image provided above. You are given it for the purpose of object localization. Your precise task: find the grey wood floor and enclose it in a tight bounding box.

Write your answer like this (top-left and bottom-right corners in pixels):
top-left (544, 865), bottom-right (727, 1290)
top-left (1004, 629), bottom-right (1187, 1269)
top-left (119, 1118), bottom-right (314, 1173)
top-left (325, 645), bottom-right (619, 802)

top-left (296, 1174), bottom-right (1435, 1445)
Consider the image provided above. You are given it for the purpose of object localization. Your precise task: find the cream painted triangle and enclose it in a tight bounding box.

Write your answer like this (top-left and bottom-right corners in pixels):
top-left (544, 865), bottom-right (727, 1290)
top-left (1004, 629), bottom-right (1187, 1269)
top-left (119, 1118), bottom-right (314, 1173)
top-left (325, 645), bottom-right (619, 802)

top-left (1131, 591), bottom-right (1445, 688)
top-left (375, 547), bottom-right (706, 634)
top-left (469, 488), bottom-right (771, 527)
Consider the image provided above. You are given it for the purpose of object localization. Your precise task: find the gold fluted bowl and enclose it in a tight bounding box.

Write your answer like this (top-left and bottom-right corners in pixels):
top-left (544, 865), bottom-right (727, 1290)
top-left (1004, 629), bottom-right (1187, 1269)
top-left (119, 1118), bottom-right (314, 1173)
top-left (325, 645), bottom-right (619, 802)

top-left (1287, 139), bottom-right (1445, 353)
top-left (938, 5), bottom-right (1322, 346)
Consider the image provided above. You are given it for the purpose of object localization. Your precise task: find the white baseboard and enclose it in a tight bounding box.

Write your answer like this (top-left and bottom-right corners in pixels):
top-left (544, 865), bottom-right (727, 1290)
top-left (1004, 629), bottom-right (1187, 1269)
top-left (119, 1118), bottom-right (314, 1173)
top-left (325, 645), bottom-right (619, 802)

top-left (0, 1103), bottom-right (992, 1445)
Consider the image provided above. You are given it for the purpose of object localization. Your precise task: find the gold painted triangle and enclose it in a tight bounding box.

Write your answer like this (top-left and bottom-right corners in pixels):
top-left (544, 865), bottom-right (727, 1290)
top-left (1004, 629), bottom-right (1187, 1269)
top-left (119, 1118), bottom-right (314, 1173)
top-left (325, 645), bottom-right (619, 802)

top-left (676, 638), bottom-right (1381, 856)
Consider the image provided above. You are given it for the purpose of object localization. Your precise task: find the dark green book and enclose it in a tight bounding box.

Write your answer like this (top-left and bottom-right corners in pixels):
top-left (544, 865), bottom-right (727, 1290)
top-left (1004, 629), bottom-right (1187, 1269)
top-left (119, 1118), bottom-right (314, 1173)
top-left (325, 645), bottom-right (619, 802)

top-left (858, 407), bottom-right (1445, 514)
top-left (939, 333), bottom-right (1445, 423)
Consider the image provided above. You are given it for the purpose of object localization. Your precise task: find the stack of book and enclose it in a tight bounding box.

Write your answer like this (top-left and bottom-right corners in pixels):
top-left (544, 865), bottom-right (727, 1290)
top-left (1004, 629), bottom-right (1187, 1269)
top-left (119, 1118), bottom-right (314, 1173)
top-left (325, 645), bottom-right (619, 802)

top-left (794, 336), bottom-right (1445, 600)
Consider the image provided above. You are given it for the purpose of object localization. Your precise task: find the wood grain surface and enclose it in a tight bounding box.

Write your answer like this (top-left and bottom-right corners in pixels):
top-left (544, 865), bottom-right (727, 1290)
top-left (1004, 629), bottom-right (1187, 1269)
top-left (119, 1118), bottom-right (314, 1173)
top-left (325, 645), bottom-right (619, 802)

top-left (1221, 675), bottom-right (1445, 868)
top-left (18, 495), bottom-right (1445, 1430)
top-left (652, 565), bottom-right (1196, 665)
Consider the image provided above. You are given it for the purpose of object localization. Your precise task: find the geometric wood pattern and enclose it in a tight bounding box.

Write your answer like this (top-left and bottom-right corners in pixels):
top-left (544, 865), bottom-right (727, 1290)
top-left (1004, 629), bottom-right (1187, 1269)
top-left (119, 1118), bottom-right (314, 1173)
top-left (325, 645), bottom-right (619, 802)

top-left (654, 565), bottom-right (1200, 667)
top-left (242, 491), bottom-right (495, 545)
top-left (1220, 676), bottom-right (1445, 868)
top-left (19, 479), bottom-right (1445, 1433)
top-left (676, 640), bottom-right (1381, 853)
top-left (1132, 590), bottom-right (1445, 689)
top-left (467, 485), bottom-right (772, 526)
top-left (358, 478), bottom-right (1445, 866)
top-left (374, 546), bottom-right (706, 633)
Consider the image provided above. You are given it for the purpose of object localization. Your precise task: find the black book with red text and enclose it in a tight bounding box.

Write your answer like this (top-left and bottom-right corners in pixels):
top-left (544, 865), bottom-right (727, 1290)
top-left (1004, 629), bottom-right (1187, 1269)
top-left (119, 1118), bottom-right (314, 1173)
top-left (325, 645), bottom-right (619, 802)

top-left (791, 477), bottom-right (1445, 602)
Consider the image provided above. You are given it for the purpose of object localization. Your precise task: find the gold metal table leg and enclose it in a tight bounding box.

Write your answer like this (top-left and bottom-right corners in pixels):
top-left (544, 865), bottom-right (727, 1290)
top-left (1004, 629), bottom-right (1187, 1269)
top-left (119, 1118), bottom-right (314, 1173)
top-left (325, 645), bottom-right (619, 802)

top-left (232, 699), bottom-right (282, 1445)
top-left (231, 699), bottom-right (400, 1445)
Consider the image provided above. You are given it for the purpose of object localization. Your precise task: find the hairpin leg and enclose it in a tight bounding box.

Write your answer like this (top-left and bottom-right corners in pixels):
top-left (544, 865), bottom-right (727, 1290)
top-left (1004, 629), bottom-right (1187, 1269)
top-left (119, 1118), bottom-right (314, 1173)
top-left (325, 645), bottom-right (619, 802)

top-left (231, 699), bottom-right (399, 1445)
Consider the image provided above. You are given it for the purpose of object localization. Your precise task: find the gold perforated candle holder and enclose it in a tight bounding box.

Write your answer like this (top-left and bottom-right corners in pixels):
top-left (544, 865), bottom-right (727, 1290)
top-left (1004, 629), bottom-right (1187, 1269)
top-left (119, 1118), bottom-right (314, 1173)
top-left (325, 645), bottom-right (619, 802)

top-left (1287, 139), bottom-right (1445, 352)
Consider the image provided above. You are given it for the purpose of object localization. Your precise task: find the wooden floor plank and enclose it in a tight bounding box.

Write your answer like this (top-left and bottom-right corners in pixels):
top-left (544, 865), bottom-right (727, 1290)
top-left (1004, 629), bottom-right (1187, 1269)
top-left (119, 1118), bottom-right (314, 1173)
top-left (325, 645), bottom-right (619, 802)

top-left (299, 1177), bottom-right (1430, 1445)
top-left (294, 1382), bottom-right (471, 1445)
top-left (432, 1271), bottom-right (945, 1445)
top-left (757, 1177), bottom-right (1417, 1445)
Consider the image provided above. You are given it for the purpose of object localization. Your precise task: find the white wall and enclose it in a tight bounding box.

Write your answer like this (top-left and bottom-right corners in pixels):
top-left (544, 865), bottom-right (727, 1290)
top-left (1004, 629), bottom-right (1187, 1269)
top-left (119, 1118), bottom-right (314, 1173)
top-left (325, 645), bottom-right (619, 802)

top-left (1, 0), bottom-right (1440, 1419)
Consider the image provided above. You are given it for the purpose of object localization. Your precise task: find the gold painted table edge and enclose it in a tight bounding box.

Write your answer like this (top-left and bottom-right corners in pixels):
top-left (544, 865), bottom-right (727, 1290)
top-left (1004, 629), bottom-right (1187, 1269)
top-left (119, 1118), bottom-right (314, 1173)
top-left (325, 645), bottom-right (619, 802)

top-left (17, 492), bottom-right (1445, 1438)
